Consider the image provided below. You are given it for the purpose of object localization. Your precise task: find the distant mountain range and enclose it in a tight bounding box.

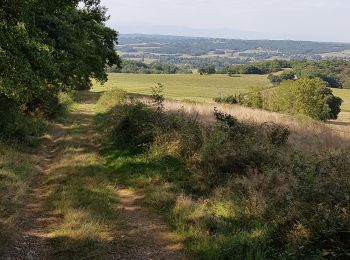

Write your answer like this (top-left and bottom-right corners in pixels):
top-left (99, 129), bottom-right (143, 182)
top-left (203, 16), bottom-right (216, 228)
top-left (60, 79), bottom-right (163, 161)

top-left (115, 24), bottom-right (271, 41)
top-left (113, 24), bottom-right (350, 44)
top-left (117, 33), bottom-right (350, 68)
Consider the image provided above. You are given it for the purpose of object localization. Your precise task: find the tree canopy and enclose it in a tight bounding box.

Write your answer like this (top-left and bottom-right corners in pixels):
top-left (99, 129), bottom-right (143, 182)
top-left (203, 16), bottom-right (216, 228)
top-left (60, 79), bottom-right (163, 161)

top-left (0, 0), bottom-right (120, 112)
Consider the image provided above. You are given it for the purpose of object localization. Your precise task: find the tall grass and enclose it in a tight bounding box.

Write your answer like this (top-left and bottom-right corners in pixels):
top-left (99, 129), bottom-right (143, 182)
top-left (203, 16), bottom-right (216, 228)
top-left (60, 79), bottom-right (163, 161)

top-left (161, 99), bottom-right (350, 152)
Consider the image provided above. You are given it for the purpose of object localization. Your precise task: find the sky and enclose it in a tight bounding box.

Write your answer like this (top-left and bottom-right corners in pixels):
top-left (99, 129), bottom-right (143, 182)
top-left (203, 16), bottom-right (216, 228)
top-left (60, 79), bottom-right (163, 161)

top-left (100, 0), bottom-right (350, 42)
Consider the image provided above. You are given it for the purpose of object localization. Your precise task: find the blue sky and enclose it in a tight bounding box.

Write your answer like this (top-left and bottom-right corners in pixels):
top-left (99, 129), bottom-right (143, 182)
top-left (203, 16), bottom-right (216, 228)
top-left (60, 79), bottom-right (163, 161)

top-left (100, 0), bottom-right (350, 42)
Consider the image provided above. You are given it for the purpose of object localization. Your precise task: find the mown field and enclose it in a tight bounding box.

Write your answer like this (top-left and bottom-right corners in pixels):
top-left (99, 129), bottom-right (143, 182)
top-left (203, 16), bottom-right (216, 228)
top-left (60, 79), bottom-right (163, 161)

top-left (95, 73), bottom-right (270, 102)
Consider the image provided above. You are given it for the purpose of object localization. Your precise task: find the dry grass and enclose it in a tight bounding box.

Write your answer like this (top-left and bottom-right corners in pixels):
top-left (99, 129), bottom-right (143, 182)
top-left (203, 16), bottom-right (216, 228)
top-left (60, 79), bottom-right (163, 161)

top-left (159, 100), bottom-right (350, 152)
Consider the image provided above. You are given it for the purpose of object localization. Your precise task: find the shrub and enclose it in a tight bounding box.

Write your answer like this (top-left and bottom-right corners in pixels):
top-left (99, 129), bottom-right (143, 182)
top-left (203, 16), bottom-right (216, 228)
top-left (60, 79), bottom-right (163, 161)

top-left (213, 108), bottom-right (238, 128)
top-left (268, 70), bottom-right (296, 85)
top-left (265, 78), bottom-right (343, 120)
top-left (214, 95), bottom-right (238, 104)
top-left (262, 122), bottom-right (290, 146)
top-left (0, 96), bottom-right (44, 144)
top-left (108, 103), bottom-right (159, 150)
top-left (241, 91), bottom-right (263, 109)
top-left (23, 89), bottom-right (76, 120)
top-left (268, 74), bottom-right (282, 85)
top-left (151, 83), bottom-right (165, 113)
top-left (195, 109), bottom-right (279, 188)
top-left (148, 112), bottom-right (202, 160)
top-left (198, 64), bottom-right (216, 75)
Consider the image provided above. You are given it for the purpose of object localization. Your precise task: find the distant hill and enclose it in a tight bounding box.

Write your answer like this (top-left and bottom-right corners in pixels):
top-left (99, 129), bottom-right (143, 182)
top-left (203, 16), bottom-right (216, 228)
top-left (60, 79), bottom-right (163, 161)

top-left (118, 34), bottom-right (350, 68)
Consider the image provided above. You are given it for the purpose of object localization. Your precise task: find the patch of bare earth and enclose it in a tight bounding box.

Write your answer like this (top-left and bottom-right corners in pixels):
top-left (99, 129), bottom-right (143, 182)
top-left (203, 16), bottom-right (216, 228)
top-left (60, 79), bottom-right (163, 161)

top-left (108, 189), bottom-right (185, 260)
top-left (1, 128), bottom-right (62, 260)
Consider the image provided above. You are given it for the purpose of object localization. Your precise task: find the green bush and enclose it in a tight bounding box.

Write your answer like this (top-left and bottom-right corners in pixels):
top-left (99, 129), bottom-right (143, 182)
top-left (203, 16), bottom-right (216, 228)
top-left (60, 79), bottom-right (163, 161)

top-left (198, 64), bottom-right (216, 75)
top-left (262, 122), bottom-right (290, 147)
top-left (0, 96), bottom-right (44, 144)
top-left (268, 70), bottom-right (296, 85)
top-left (214, 95), bottom-right (238, 104)
top-left (241, 91), bottom-right (264, 109)
top-left (265, 78), bottom-right (343, 120)
top-left (268, 74), bottom-right (282, 85)
top-left (108, 103), bottom-right (159, 150)
top-left (148, 112), bottom-right (202, 160)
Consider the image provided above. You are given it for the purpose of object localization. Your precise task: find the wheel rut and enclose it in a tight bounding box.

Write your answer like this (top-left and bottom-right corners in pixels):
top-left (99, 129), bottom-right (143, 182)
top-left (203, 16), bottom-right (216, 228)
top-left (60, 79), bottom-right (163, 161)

top-left (2, 127), bottom-right (63, 260)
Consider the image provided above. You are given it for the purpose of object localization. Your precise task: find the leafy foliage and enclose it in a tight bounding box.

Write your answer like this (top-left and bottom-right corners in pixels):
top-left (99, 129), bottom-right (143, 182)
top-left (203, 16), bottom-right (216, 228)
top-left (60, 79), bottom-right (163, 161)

top-left (262, 122), bottom-right (290, 147)
top-left (265, 78), bottom-right (343, 120)
top-left (151, 83), bottom-right (165, 113)
top-left (214, 95), bottom-right (239, 104)
top-left (222, 60), bottom-right (291, 75)
top-left (0, 96), bottom-right (44, 144)
top-left (291, 59), bottom-right (347, 88)
top-left (109, 59), bottom-right (192, 74)
top-left (0, 0), bottom-right (120, 141)
top-left (217, 78), bottom-right (343, 120)
top-left (268, 70), bottom-right (296, 85)
top-left (198, 64), bottom-right (216, 75)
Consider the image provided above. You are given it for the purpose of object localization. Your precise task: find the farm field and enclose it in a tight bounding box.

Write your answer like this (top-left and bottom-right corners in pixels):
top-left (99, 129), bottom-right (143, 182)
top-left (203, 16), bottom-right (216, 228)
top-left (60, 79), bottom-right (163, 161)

top-left (94, 73), bottom-right (270, 102)
top-left (332, 88), bottom-right (350, 121)
top-left (333, 88), bottom-right (350, 112)
top-left (94, 73), bottom-right (350, 120)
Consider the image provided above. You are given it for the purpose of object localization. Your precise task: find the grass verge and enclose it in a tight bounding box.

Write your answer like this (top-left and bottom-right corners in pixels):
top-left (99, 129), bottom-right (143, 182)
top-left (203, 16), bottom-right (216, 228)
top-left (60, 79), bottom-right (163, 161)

top-left (0, 144), bottom-right (40, 254)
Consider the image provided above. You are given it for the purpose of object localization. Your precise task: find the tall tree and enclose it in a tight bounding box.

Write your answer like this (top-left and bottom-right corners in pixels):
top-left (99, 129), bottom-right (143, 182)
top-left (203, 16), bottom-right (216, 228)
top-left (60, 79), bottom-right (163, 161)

top-left (0, 0), bottom-right (121, 114)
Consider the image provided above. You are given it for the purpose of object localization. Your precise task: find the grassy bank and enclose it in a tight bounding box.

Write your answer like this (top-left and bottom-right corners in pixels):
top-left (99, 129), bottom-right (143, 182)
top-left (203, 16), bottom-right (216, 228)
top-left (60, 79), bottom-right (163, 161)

top-left (96, 89), bottom-right (350, 259)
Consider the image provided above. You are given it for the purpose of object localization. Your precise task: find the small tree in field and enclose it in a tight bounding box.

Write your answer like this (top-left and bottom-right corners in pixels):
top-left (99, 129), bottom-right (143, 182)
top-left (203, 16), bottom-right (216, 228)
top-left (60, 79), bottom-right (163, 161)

top-left (151, 83), bottom-right (165, 113)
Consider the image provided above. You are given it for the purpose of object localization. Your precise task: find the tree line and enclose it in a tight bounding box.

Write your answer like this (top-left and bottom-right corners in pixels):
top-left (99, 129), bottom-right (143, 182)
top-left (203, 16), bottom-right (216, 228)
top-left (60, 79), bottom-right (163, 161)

top-left (108, 59), bottom-right (192, 74)
top-left (213, 59), bottom-right (350, 88)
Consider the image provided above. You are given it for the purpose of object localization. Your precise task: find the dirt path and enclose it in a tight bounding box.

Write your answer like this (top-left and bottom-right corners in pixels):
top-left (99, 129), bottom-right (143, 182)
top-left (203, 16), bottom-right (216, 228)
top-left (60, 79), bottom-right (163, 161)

top-left (2, 128), bottom-right (62, 260)
top-left (2, 91), bottom-right (185, 259)
top-left (110, 189), bottom-right (184, 259)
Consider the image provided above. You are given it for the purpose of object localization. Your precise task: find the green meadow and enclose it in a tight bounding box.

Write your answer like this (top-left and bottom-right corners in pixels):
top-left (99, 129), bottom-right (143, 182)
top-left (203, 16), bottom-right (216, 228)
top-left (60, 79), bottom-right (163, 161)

top-left (333, 88), bottom-right (350, 112)
top-left (94, 73), bottom-right (270, 102)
